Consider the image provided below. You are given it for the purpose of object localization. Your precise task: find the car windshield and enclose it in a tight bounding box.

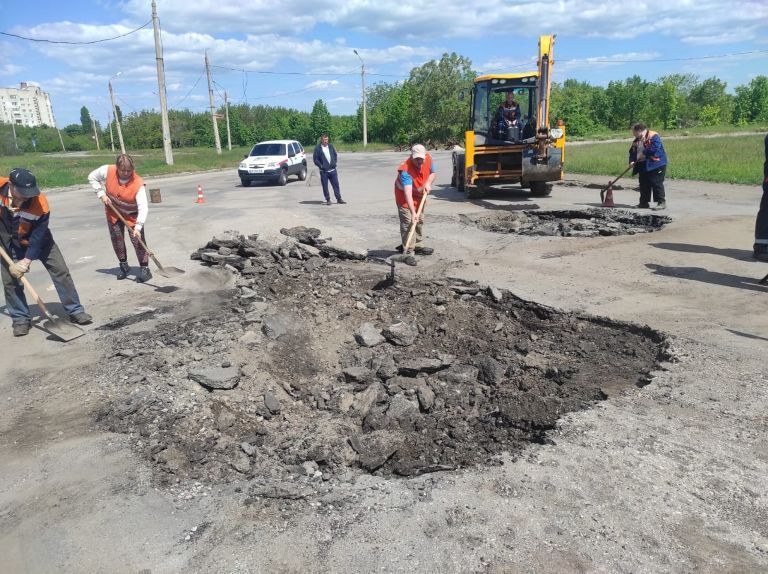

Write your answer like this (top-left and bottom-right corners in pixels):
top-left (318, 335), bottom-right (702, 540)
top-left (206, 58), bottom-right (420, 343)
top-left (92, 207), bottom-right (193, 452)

top-left (249, 143), bottom-right (286, 156)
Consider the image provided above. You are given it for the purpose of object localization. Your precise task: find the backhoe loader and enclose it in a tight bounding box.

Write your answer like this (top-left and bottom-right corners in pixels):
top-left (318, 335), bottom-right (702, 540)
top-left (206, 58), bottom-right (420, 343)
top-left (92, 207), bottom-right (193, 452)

top-left (451, 35), bottom-right (565, 198)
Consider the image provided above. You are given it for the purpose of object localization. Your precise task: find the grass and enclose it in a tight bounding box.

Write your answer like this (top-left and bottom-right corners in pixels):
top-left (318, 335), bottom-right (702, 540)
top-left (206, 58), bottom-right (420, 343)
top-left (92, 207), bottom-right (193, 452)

top-left (0, 146), bottom-right (253, 189)
top-left (565, 133), bottom-right (766, 185)
top-left (1, 132), bottom-right (764, 188)
top-left (0, 142), bottom-right (397, 189)
top-left (568, 123), bottom-right (768, 142)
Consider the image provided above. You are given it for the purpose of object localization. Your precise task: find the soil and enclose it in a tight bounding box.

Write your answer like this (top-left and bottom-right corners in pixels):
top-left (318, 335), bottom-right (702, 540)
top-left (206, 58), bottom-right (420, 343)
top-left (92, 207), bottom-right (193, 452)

top-left (465, 208), bottom-right (671, 237)
top-left (93, 228), bottom-right (670, 495)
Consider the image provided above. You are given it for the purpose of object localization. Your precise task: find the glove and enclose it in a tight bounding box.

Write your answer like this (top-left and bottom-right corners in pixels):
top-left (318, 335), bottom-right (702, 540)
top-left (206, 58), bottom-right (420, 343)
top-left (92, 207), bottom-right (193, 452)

top-left (9, 260), bottom-right (29, 280)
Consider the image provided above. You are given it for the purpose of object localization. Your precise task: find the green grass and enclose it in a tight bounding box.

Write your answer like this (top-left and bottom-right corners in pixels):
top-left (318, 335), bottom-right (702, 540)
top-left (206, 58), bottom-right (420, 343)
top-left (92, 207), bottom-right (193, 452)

top-left (0, 142), bottom-right (397, 189)
top-left (0, 146), bottom-right (253, 189)
top-left (565, 133), bottom-right (765, 185)
top-left (2, 132), bottom-right (764, 188)
top-left (567, 123), bottom-right (768, 142)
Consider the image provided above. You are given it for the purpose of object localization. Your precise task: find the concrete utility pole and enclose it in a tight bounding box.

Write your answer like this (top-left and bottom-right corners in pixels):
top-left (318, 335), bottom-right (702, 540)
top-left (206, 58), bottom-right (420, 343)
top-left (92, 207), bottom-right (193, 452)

top-left (3, 102), bottom-right (19, 151)
top-left (91, 119), bottom-right (100, 151)
top-left (108, 110), bottom-right (115, 152)
top-left (353, 50), bottom-right (368, 147)
top-left (152, 0), bottom-right (174, 165)
top-left (205, 51), bottom-right (222, 155)
top-left (57, 127), bottom-right (66, 152)
top-left (109, 72), bottom-right (126, 154)
top-left (224, 90), bottom-right (232, 151)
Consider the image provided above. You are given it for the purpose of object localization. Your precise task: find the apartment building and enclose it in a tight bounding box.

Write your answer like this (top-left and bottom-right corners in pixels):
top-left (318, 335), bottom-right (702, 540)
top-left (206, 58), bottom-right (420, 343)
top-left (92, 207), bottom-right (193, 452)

top-left (0, 82), bottom-right (56, 127)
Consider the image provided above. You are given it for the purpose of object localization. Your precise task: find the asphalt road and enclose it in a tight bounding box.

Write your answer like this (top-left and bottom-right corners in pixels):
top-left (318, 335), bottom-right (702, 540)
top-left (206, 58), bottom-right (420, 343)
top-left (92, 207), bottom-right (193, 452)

top-left (1, 151), bottom-right (767, 573)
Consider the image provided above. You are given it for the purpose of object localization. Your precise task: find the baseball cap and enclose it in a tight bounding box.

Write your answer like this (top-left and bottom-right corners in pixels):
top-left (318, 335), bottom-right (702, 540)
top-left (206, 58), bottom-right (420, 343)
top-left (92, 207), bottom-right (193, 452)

top-left (9, 168), bottom-right (40, 198)
top-left (411, 144), bottom-right (427, 160)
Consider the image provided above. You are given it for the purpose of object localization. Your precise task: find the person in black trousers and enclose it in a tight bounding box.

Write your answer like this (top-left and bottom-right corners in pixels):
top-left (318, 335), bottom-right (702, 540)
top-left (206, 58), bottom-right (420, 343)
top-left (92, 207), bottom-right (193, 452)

top-left (312, 133), bottom-right (345, 205)
top-left (629, 122), bottom-right (668, 210)
top-left (753, 134), bottom-right (768, 261)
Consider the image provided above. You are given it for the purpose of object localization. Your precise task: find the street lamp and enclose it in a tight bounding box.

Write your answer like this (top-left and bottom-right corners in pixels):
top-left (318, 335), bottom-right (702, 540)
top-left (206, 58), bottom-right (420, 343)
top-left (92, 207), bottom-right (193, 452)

top-left (3, 102), bottom-right (19, 151)
top-left (353, 49), bottom-right (367, 147)
top-left (108, 71), bottom-right (126, 154)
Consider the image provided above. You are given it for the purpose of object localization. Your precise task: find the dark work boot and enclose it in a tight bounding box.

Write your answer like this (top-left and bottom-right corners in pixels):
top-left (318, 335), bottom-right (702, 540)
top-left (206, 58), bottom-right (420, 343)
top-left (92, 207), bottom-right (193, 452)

top-left (13, 322), bottom-right (31, 337)
top-left (137, 266), bottom-right (152, 283)
top-left (116, 261), bottom-right (130, 280)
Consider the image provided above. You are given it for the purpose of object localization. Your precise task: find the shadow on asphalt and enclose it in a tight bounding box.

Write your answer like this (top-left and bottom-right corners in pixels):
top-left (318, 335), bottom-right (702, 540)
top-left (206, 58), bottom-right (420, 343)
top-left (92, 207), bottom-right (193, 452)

top-left (725, 329), bottom-right (768, 342)
top-left (650, 243), bottom-right (756, 262)
top-left (645, 263), bottom-right (768, 292)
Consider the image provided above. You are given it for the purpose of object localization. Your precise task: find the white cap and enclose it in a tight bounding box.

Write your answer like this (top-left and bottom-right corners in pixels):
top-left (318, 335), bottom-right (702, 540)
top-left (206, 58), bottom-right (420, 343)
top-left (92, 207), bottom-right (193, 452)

top-left (411, 144), bottom-right (427, 160)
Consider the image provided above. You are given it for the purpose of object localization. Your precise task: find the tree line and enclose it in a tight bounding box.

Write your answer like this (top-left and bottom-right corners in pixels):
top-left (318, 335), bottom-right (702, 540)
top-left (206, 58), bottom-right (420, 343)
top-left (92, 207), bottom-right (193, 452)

top-left (2, 53), bottom-right (767, 155)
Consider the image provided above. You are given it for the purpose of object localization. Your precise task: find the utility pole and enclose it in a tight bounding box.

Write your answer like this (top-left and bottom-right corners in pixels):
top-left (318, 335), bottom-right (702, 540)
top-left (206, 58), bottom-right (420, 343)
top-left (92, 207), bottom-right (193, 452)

top-left (91, 119), bottom-right (100, 150)
top-left (152, 0), bottom-right (174, 165)
top-left (224, 90), bottom-right (232, 151)
top-left (205, 51), bottom-right (222, 155)
top-left (108, 110), bottom-right (115, 152)
top-left (57, 127), bottom-right (66, 152)
top-left (353, 50), bottom-right (367, 147)
top-left (3, 103), bottom-right (18, 150)
top-left (109, 73), bottom-right (126, 154)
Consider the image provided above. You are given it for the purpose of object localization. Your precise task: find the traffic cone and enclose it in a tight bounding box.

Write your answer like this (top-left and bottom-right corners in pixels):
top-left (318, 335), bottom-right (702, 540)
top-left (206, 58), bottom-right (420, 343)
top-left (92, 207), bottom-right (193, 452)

top-left (195, 184), bottom-right (205, 204)
top-left (601, 183), bottom-right (615, 207)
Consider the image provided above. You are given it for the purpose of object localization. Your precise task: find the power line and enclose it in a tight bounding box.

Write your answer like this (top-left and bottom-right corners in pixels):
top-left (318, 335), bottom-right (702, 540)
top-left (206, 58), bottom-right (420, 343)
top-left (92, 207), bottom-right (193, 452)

top-left (1, 20), bottom-right (151, 44)
top-left (560, 48), bottom-right (768, 64)
top-left (174, 68), bottom-right (205, 107)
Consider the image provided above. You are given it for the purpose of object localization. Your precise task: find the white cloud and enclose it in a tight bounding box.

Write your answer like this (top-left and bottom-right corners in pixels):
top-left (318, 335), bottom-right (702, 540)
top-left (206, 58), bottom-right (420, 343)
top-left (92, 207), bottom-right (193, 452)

top-left (305, 80), bottom-right (340, 90)
top-left (0, 64), bottom-right (24, 76)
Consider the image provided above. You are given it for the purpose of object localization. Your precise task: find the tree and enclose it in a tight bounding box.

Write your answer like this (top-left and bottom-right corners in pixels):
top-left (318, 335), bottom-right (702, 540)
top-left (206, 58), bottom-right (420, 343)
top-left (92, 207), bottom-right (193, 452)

top-left (310, 99), bottom-right (332, 140)
top-left (80, 106), bottom-right (92, 134)
top-left (406, 53), bottom-right (476, 143)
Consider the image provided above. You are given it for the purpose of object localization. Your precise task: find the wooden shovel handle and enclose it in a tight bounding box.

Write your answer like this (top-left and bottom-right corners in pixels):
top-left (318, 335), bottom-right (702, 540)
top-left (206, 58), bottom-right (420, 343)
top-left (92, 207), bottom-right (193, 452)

top-left (403, 191), bottom-right (429, 253)
top-left (105, 201), bottom-right (153, 256)
top-left (0, 243), bottom-right (55, 321)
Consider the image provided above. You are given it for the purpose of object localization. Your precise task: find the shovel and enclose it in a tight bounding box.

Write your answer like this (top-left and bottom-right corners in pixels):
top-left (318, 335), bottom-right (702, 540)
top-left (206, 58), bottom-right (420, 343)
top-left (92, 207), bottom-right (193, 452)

top-left (600, 162), bottom-right (634, 205)
top-left (0, 245), bottom-right (85, 341)
top-left (390, 191), bottom-right (429, 266)
top-left (105, 202), bottom-right (185, 279)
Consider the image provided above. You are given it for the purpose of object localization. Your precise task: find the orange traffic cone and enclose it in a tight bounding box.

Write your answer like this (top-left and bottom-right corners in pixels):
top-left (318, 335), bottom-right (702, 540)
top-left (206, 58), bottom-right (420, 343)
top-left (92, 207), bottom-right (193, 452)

top-left (195, 184), bottom-right (205, 204)
top-left (601, 183), bottom-right (615, 207)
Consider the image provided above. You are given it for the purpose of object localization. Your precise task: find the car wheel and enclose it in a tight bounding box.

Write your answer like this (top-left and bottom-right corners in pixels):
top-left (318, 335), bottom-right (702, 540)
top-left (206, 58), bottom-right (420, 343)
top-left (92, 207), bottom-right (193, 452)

top-left (241, 178), bottom-right (251, 187)
top-left (298, 164), bottom-right (307, 181)
top-left (277, 169), bottom-right (288, 186)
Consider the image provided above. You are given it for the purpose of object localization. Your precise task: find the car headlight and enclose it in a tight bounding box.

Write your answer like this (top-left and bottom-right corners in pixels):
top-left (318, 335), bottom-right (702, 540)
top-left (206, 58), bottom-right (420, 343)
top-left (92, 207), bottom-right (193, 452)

top-left (239, 162), bottom-right (247, 169)
top-left (549, 128), bottom-right (564, 139)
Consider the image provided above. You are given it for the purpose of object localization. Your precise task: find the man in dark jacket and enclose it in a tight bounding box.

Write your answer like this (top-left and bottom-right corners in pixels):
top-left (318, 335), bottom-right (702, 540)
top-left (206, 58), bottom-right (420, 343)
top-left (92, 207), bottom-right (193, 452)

top-left (0, 168), bottom-right (91, 336)
top-left (629, 122), bottom-right (668, 210)
top-left (312, 133), bottom-right (345, 205)
top-left (753, 134), bottom-right (768, 261)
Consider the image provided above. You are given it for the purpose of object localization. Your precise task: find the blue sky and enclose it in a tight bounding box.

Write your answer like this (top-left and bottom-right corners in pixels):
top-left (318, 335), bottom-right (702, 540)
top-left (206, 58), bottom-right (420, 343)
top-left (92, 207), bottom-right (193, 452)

top-left (1, 0), bottom-right (767, 127)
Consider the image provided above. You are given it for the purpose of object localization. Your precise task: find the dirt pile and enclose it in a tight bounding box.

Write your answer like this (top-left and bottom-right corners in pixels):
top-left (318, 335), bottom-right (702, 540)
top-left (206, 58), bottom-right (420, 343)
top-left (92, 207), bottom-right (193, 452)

top-left (465, 208), bottom-right (671, 237)
top-left (94, 228), bottom-right (670, 491)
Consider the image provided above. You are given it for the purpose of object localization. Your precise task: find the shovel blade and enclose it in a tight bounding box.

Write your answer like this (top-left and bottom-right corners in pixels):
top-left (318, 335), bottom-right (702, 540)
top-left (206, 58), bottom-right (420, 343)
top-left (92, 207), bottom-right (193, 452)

top-left (43, 318), bottom-right (86, 342)
top-left (155, 266), bottom-right (185, 278)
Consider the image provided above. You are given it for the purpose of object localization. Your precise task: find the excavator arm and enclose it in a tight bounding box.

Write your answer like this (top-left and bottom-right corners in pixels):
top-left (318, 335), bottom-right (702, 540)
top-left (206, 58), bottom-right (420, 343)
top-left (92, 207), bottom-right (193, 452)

top-left (536, 34), bottom-right (555, 133)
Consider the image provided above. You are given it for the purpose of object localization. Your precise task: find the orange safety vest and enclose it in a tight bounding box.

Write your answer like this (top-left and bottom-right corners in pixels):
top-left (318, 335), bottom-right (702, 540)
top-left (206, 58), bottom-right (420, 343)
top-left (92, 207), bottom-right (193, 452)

top-left (105, 165), bottom-right (144, 225)
top-left (394, 155), bottom-right (433, 209)
top-left (0, 177), bottom-right (51, 247)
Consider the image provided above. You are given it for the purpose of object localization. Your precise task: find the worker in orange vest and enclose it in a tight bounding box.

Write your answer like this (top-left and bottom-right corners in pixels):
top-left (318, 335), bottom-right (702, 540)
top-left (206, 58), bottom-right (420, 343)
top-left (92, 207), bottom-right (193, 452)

top-left (1, 168), bottom-right (91, 336)
top-left (394, 144), bottom-right (437, 257)
top-left (88, 154), bottom-right (152, 282)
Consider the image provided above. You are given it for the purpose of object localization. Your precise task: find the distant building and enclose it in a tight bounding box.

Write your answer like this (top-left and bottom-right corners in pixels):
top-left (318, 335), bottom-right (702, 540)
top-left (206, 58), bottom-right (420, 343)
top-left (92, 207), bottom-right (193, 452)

top-left (0, 82), bottom-right (56, 127)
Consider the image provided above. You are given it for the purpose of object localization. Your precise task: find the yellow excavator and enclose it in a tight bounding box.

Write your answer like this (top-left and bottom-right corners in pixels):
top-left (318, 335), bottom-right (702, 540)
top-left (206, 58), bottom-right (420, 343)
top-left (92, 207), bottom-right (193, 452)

top-left (451, 35), bottom-right (565, 198)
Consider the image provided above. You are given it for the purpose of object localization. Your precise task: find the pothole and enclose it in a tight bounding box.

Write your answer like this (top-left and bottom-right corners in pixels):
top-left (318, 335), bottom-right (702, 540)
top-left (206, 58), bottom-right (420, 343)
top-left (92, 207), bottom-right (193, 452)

top-left (92, 228), bottom-right (670, 493)
top-left (464, 209), bottom-right (671, 237)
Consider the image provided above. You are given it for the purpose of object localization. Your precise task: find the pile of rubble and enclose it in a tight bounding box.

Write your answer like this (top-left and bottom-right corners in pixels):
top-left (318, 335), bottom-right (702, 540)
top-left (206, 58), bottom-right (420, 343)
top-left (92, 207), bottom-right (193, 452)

top-left (466, 209), bottom-right (671, 237)
top-left (94, 228), bottom-right (670, 491)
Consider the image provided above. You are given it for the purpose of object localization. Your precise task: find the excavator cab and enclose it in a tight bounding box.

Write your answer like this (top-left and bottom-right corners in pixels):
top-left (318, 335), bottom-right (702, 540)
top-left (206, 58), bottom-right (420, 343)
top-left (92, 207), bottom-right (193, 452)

top-left (452, 35), bottom-right (565, 198)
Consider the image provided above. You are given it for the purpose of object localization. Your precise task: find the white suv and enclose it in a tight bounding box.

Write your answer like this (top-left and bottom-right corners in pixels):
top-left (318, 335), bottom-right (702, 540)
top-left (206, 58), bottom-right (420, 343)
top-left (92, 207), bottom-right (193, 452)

top-left (238, 140), bottom-right (308, 187)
